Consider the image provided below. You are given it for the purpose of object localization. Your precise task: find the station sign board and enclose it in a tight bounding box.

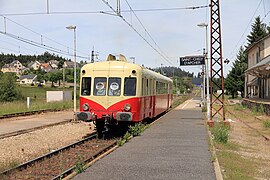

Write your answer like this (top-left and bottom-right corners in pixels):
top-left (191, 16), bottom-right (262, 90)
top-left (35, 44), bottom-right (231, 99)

top-left (179, 56), bottom-right (205, 66)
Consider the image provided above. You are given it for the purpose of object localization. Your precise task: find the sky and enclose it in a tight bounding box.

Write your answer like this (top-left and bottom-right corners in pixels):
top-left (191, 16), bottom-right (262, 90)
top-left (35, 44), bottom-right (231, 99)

top-left (0, 0), bottom-right (269, 76)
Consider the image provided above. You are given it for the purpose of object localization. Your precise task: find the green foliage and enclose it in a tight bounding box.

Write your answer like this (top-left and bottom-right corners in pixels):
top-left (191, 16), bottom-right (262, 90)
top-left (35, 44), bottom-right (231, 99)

top-left (202, 105), bottom-right (207, 112)
top-left (0, 73), bottom-right (23, 102)
top-left (234, 104), bottom-right (246, 111)
top-left (123, 131), bottom-right (132, 142)
top-left (0, 51), bottom-right (68, 68)
top-left (225, 46), bottom-right (247, 98)
top-left (128, 123), bottom-right (146, 137)
top-left (211, 123), bottom-right (230, 144)
top-left (251, 105), bottom-right (265, 115)
top-left (263, 121), bottom-right (270, 128)
top-left (74, 159), bottom-right (85, 174)
top-left (247, 16), bottom-right (268, 46)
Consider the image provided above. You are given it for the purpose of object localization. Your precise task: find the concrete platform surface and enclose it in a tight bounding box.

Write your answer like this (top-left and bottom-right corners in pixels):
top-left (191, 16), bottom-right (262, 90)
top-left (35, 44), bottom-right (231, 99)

top-left (0, 110), bottom-right (73, 135)
top-left (75, 98), bottom-right (216, 180)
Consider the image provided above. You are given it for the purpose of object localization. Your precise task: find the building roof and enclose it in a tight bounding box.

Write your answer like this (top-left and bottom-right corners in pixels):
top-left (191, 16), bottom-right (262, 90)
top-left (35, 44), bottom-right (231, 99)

top-left (245, 34), bottom-right (270, 53)
top-left (246, 55), bottom-right (270, 77)
top-left (64, 61), bottom-right (74, 68)
top-left (19, 74), bottom-right (37, 80)
top-left (27, 61), bottom-right (40, 68)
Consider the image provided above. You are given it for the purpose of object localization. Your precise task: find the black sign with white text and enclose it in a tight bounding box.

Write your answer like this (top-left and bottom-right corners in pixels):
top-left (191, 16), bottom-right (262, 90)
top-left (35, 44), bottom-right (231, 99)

top-left (179, 56), bottom-right (205, 66)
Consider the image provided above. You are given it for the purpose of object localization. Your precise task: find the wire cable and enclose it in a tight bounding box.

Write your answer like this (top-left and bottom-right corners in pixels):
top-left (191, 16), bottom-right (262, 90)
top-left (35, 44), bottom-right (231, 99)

top-left (0, 15), bottom-right (90, 57)
top-left (123, 0), bottom-right (174, 65)
top-left (0, 5), bottom-right (210, 16)
top-left (228, 0), bottom-right (263, 60)
top-left (0, 30), bottom-right (89, 60)
top-left (101, 0), bottom-right (175, 65)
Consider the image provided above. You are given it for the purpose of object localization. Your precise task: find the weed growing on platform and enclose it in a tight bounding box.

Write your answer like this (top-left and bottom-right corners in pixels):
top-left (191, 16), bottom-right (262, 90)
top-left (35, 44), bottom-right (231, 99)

top-left (263, 121), bottom-right (270, 128)
top-left (212, 123), bottom-right (230, 144)
top-left (128, 123), bottom-right (145, 136)
top-left (74, 156), bottom-right (85, 174)
top-left (202, 105), bottom-right (207, 112)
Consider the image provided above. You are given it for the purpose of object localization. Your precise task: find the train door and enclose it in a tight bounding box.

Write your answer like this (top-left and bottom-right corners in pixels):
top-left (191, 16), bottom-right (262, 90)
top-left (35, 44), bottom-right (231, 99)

top-left (149, 79), bottom-right (153, 118)
top-left (167, 83), bottom-right (170, 109)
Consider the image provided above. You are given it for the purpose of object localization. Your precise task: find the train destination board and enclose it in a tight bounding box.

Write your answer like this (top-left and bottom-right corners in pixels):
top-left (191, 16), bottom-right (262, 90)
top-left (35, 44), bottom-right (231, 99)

top-left (179, 56), bottom-right (205, 66)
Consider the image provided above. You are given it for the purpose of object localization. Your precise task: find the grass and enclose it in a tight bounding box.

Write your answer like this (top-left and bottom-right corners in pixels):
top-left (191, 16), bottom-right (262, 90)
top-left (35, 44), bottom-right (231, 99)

top-left (0, 85), bottom-right (77, 115)
top-left (212, 103), bottom-right (270, 180)
top-left (210, 123), bottom-right (230, 144)
top-left (0, 100), bottom-right (75, 115)
top-left (234, 104), bottom-right (246, 111)
top-left (216, 146), bottom-right (258, 180)
top-left (263, 120), bottom-right (270, 128)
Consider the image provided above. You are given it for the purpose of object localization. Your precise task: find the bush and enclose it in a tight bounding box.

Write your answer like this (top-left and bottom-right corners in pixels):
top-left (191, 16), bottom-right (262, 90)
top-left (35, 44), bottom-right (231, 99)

top-left (128, 123), bottom-right (146, 137)
top-left (0, 73), bottom-right (23, 102)
top-left (234, 104), bottom-right (246, 111)
top-left (202, 105), bottom-right (207, 112)
top-left (212, 123), bottom-right (230, 144)
top-left (263, 121), bottom-right (270, 128)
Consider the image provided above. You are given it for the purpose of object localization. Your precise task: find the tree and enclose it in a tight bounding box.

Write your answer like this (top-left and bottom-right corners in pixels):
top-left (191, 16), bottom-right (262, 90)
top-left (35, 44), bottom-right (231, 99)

top-left (0, 73), bottom-right (23, 102)
top-left (45, 72), bottom-right (58, 87)
top-left (225, 47), bottom-right (248, 98)
top-left (247, 16), bottom-right (268, 46)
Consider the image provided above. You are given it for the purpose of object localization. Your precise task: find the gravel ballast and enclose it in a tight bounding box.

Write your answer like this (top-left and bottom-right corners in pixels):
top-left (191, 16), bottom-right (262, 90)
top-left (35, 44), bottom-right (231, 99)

top-left (0, 122), bottom-right (93, 171)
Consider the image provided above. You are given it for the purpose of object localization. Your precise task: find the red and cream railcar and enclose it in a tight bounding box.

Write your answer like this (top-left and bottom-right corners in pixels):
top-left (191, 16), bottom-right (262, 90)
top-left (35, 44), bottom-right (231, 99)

top-left (76, 54), bottom-right (173, 135)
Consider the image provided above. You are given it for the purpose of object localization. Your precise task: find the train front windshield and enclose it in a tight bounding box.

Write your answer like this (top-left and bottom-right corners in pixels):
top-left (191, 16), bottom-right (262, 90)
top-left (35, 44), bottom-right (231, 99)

top-left (81, 77), bottom-right (136, 96)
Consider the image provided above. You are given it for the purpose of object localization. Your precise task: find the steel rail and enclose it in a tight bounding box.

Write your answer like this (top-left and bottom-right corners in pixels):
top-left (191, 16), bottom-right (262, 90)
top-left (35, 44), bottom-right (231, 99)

top-left (0, 108), bottom-right (65, 119)
top-left (227, 110), bottom-right (269, 141)
top-left (52, 141), bottom-right (117, 180)
top-left (0, 132), bottom-right (98, 176)
top-left (0, 119), bottom-right (71, 139)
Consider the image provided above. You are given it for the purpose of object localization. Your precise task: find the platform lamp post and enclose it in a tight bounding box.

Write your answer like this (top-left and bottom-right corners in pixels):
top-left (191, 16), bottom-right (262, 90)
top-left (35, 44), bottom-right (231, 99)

top-left (197, 22), bottom-right (210, 121)
top-left (66, 25), bottom-right (77, 121)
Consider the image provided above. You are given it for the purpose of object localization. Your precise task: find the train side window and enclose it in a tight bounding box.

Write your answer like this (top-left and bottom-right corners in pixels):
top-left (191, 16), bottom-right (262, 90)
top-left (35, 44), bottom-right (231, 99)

top-left (124, 77), bottom-right (136, 96)
top-left (108, 77), bottom-right (121, 96)
top-left (146, 79), bottom-right (149, 96)
top-left (81, 77), bottom-right (91, 96)
top-left (94, 77), bottom-right (107, 96)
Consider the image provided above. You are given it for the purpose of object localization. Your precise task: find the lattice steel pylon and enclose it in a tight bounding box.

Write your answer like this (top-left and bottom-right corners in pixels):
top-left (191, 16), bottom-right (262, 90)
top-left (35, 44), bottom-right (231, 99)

top-left (210, 0), bottom-right (225, 122)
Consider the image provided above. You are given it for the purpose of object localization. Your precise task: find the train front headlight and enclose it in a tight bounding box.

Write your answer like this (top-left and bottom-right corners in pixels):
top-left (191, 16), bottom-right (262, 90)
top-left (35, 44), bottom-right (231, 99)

top-left (82, 103), bottom-right (89, 111)
top-left (124, 103), bottom-right (131, 112)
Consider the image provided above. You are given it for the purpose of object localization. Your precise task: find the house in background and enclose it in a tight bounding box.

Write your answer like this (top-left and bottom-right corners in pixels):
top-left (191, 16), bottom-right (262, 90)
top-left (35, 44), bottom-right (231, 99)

top-left (19, 74), bottom-right (37, 85)
top-left (63, 61), bottom-right (74, 69)
top-left (49, 60), bottom-right (59, 69)
top-left (1, 60), bottom-right (25, 75)
top-left (40, 63), bottom-right (53, 72)
top-left (27, 61), bottom-right (41, 70)
top-left (244, 34), bottom-right (270, 114)
top-left (245, 34), bottom-right (270, 99)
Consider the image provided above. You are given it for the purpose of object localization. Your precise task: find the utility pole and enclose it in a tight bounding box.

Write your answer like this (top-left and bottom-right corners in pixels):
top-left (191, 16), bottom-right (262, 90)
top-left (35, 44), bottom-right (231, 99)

top-left (210, 0), bottom-right (225, 123)
top-left (91, 47), bottom-right (95, 63)
top-left (116, 0), bottom-right (121, 15)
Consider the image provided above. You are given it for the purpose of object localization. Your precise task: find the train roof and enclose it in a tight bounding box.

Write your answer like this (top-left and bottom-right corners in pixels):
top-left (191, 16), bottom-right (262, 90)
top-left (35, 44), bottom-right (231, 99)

top-left (81, 55), bottom-right (172, 83)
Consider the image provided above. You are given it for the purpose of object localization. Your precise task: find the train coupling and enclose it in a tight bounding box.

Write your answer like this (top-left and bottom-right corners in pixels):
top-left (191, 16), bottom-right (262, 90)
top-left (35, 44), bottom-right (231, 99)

top-left (76, 112), bottom-right (92, 122)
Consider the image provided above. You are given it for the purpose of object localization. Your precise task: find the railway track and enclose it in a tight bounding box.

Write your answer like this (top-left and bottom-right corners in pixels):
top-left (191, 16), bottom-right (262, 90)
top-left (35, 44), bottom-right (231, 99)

top-left (0, 132), bottom-right (117, 180)
top-left (227, 109), bottom-right (270, 141)
top-left (0, 109), bottom-right (64, 120)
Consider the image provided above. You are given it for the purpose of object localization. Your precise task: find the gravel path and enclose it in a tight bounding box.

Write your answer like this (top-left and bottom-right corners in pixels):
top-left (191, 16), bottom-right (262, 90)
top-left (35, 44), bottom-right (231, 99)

top-left (0, 122), bottom-right (93, 172)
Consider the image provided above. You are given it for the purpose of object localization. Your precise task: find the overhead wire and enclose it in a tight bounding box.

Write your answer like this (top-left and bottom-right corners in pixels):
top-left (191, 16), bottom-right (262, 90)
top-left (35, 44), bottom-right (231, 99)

top-left (123, 0), bottom-right (174, 65)
top-left (228, 0), bottom-right (264, 60)
top-left (101, 0), bottom-right (174, 65)
top-left (0, 15), bottom-right (90, 58)
top-left (0, 5), bottom-right (210, 16)
top-left (0, 30), bottom-right (89, 60)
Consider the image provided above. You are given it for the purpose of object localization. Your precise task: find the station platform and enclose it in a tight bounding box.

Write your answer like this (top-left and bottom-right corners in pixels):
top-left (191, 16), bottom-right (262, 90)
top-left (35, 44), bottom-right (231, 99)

top-left (75, 98), bottom-right (216, 180)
